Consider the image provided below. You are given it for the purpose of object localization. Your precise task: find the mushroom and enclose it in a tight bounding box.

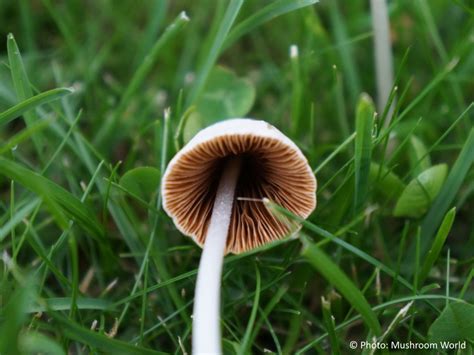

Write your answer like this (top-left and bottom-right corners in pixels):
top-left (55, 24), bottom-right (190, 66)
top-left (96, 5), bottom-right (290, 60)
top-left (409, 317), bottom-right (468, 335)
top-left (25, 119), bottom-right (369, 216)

top-left (162, 118), bottom-right (316, 354)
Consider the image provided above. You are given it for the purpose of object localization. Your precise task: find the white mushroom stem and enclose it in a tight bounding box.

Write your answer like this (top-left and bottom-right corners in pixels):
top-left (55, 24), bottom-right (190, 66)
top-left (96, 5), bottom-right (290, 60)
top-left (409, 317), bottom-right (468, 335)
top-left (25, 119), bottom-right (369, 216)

top-left (370, 0), bottom-right (395, 126)
top-left (193, 157), bottom-right (241, 354)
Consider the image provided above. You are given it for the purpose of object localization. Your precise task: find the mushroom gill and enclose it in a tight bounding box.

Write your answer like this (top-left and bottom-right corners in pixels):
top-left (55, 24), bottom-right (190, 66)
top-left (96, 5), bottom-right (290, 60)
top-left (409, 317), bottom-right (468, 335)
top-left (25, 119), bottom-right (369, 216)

top-left (163, 134), bottom-right (316, 254)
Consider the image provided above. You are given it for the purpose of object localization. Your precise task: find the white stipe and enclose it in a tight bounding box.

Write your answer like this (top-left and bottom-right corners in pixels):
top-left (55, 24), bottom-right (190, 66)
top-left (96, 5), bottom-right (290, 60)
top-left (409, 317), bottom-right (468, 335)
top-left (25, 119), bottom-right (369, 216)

top-left (192, 158), bottom-right (241, 354)
top-left (371, 0), bottom-right (395, 126)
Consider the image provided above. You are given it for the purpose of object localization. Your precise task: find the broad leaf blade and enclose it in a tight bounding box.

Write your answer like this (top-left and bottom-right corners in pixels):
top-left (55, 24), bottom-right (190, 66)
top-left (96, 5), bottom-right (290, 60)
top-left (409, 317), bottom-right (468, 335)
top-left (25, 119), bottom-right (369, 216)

top-left (184, 66), bottom-right (255, 141)
top-left (428, 302), bottom-right (474, 343)
top-left (394, 164), bottom-right (447, 218)
top-left (119, 167), bottom-right (160, 202)
top-left (186, 0), bottom-right (244, 106)
top-left (19, 332), bottom-right (65, 355)
top-left (369, 162), bottom-right (405, 201)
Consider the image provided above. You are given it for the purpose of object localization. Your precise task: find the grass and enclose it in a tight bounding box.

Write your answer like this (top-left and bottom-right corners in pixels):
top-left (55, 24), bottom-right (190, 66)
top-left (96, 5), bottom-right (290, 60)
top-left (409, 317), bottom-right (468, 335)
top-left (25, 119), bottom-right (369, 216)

top-left (0, 0), bottom-right (473, 354)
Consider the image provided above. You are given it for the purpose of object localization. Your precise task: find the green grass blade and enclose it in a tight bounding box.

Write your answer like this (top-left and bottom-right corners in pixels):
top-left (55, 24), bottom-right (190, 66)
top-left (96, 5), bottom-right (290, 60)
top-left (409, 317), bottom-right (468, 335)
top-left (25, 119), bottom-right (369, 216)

top-left (332, 66), bottom-right (351, 139)
top-left (0, 198), bottom-right (40, 241)
top-left (0, 118), bottom-right (53, 155)
top-left (418, 208), bottom-right (456, 288)
top-left (133, 0), bottom-right (169, 65)
top-left (0, 157), bottom-right (104, 239)
top-left (41, 110), bottom-right (82, 174)
top-left (302, 239), bottom-right (382, 336)
top-left (394, 58), bottom-right (459, 124)
top-left (416, 0), bottom-right (466, 112)
top-left (321, 296), bottom-right (341, 355)
top-left (238, 265), bottom-right (261, 355)
top-left (18, 0), bottom-right (36, 51)
top-left (67, 232), bottom-right (79, 319)
top-left (354, 94), bottom-right (375, 212)
top-left (401, 103), bottom-right (473, 181)
top-left (224, 0), bottom-right (318, 49)
top-left (314, 132), bottom-right (356, 174)
top-left (7, 33), bottom-right (33, 99)
top-left (50, 313), bottom-right (166, 355)
top-left (0, 87), bottom-right (73, 127)
top-left (111, 269), bottom-right (198, 307)
top-left (295, 294), bottom-right (464, 353)
top-left (26, 227), bottom-right (71, 287)
top-left (419, 128), bottom-right (474, 253)
top-left (186, 0), bottom-right (244, 106)
top-left (264, 200), bottom-right (426, 295)
top-left (40, 0), bottom-right (79, 56)
top-left (248, 286), bottom-right (287, 349)
top-left (28, 297), bottom-right (114, 313)
top-left (7, 33), bottom-right (44, 154)
top-left (94, 12), bottom-right (189, 145)
top-left (459, 268), bottom-right (474, 299)
top-left (327, 0), bottom-right (361, 104)
top-left (120, 11), bottom-right (189, 110)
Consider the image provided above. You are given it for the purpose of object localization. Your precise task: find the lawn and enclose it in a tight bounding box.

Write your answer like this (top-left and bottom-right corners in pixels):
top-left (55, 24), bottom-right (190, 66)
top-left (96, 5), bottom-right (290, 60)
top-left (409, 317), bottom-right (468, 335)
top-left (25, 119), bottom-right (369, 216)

top-left (0, 0), bottom-right (473, 354)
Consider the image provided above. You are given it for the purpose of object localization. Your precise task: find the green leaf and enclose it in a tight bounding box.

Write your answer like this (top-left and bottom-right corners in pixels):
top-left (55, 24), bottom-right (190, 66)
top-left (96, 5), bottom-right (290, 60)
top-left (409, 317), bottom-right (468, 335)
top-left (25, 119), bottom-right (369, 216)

top-left (0, 157), bottom-right (103, 239)
top-left (19, 332), bottom-right (65, 355)
top-left (184, 66), bottom-right (255, 141)
top-left (354, 93), bottom-right (375, 212)
top-left (409, 135), bottom-right (431, 176)
top-left (302, 240), bottom-right (382, 336)
top-left (369, 162), bottom-right (405, 200)
top-left (418, 207), bottom-right (456, 288)
top-left (428, 302), bottom-right (474, 343)
top-left (0, 87), bottom-right (73, 127)
top-left (119, 167), bottom-right (161, 202)
top-left (394, 164), bottom-right (448, 218)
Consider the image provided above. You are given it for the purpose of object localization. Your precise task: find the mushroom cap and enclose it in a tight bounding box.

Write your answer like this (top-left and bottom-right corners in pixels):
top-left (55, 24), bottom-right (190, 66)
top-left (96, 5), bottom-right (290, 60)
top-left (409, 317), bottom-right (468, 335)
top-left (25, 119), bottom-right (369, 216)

top-left (162, 118), bottom-right (317, 254)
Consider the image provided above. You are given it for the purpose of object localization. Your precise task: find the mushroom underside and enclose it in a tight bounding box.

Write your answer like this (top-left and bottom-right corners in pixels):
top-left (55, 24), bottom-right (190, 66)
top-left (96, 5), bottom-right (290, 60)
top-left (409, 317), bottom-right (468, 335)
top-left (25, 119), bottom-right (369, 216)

top-left (164, 134), bottom-right (316, 254)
